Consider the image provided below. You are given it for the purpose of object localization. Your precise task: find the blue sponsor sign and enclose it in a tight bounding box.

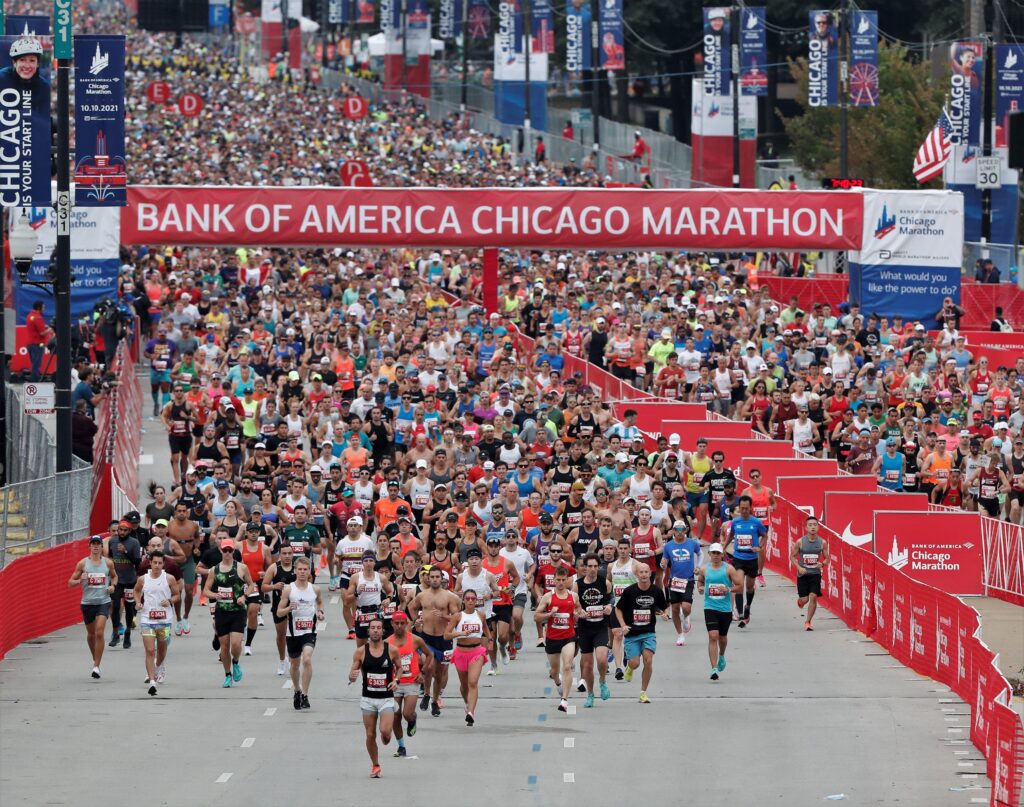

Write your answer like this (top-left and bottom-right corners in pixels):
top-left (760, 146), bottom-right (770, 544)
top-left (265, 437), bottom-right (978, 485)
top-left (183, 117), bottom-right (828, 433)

top-left (949, 41), bottom-right (983, 146)
top-left (995, 44), bottom-right (1024, 132)
top-left (702, 7), bottom-right (730, 96)
top-left (5, 15), bottom-right (50, 36)
top-left (209, 0), bottom-right (231, 28)
top-left (849, 10), bottom-right (878, 107)
top-left (599, 0), bottom-right (623, 70)
top-left (565, 0), bottom-right (590, 72)
top-left (74, 35), bottom-right (126, 207)
top-left (0, 35), bottom-right (52, 206)
top-left (439, 0), bottom-right (461, 39)
top-left (807, 10), bottom-right (838, 107)
top-left (531, 0), bottom-right (553, 54)
top-left (739, 6), bottom-right (766, 96)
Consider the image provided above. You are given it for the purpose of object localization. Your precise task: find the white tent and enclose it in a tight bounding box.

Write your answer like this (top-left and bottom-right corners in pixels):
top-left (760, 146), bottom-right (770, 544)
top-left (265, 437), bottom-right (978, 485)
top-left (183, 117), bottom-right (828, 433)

top-left (366, 32), bottom-right (444, 57)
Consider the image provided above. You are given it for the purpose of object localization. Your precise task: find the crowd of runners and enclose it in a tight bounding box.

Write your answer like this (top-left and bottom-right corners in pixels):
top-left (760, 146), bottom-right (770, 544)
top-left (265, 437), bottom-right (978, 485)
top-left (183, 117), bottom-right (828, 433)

top-left (47, 0), bottom-right (1024, 781)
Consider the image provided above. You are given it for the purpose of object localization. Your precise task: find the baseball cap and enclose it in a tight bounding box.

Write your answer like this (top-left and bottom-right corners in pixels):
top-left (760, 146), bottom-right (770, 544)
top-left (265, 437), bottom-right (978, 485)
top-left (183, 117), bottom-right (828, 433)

top-left (254, 442), bottom-right (267, 449)
top-left (219, 395), bottom-right (232, 406)
top-left (221, 538), bottom-right (236, 550)
top-left (485, 535), bottom-right (501, 544)
top-left (387, 479), bottom-right (399, 487)
top-left (668, 433), bottom-right (681, 445)
top-left (483, 461), bottom-right (495, 470)
top-left (571, 480), bottom-right (586, 492)
top-left (615, 452), bottom-right (629, 463)
top-left (154, 519), bottom-right (169, 528)
top-left (416, 459), bottom-right (428, 469)
top-left (347, 515), bottom-right (363, 525)
top-left (672, 519), bottom-right (688, 530)
top-left (708, 542), bottom-right (724, 553)
top-left (539, 512), bottom-right (554, 524)
top-left (391, 611), bottom-right (409, 622)
top-left (89, 534), bottom-right (103, 544)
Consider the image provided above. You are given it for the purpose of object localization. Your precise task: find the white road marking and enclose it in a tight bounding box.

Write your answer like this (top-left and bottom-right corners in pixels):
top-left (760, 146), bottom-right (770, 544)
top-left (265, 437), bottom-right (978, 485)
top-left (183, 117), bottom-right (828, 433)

top-left (958, 762), bottom-right (976, 767)
top-left (563, 772), bottom-right (575, 783)
top-left (263, 708), bottom-right (277, 716)
top-left (215, 773), bottom-right (233, 784)
top-left (330, 596), bottom-right (340, 605)
top-left (241, 738), bottom-right (255, 748)
top-left (282, 680), bottom-right (293, 689)
top-left (563, 737), bottom-right (575, 748)
top-left (567, 705), bottom-right (577, 715)
top-left (139, 454), bottom-right (154, 466)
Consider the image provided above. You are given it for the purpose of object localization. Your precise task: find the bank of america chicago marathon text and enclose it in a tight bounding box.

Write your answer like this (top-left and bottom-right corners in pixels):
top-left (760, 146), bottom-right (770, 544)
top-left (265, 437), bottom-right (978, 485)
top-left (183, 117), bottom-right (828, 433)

top-left (134, 201), bottom-right (851, 239)
top-left (0, 88), bottom-right (35, 203)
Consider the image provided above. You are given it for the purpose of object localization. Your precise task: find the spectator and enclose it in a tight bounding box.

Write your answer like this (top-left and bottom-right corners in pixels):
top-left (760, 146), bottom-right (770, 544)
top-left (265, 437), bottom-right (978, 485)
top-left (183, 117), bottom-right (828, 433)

top-left (24, 300), bottom-right (53, 382)
top-left (991, 307), bottom-right (1013, 332)
top-left (72, 399), bottom-right (98, 463)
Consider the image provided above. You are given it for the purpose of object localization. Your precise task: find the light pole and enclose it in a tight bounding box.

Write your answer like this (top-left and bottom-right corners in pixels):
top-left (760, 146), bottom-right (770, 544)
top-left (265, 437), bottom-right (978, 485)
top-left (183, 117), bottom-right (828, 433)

top-left (54, 0), bottom-right (74, 475)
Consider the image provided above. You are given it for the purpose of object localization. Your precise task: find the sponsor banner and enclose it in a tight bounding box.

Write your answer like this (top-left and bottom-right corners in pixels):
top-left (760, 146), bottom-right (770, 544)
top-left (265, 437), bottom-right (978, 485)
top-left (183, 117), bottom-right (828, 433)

top-left (438, 0), bottom-right (460, 39)
top-left (5, 14), bottom-right (50, 36)
top-left (995, 44), bottom-right (1024, 135)
top-left (907, 586), bottom-right (937, 675)
top-left (690, 77), bottom-right (757, 138)
top-left (822, 491), bottom-right (929, 548)
top-left (823, 528), bottom-right (841, 605)
top-left (408, 0), bottom-right (429, 30)
top-left (702, 7), bottom-right (730, 97)
top-left (328, 0), bottom-right (346, 25)
top-left (599, 0), bottom-right (623, 70)
top-left (933, 591), bottom-right (958, 689)
top-left (775, 474), bottom-right (876, 521)
top-left (873, 511), bottom-right (983, 595)
top-left (949, 41), bottom-right (983, 146)
top-left (849, 189), bottom-right (965, 325)
top-left (495, 0), bottom-right (517, 65)
top-left (739, 6), bottom-right (766, 96)
top-left (839, 540), bottom-right (862, 629)
top-left (737, 457), bottom-right (838, 489)
top-left (261, 0), bottom-right (282, 22)
top-left (859, 548), bottom-right (876, 636)
top-left (891, 576), bottom-right (911, 665)
top-left (10, 203), bottom-right (120, 323)
top-left (849, 10), bottom-right (879, 107)
top-left (531, 0), bottom-right (554, 54)
top-left (357, 0), bottom-right (376, 24)
top-left (73, 35), bottom-right (127, 207)
top-left (380, 0), bottom-right (399, 32)
top-left (565, 0), bottom-right (590, 73)
top-left (0, 35), bottom-right (52, 206)
top-left (807, 9), bottom-right (838, 108)
top-left (123, 186), bottom-right (866, 250)
top-left (468, 0), bottom-right (490, 39)
top-left (872, 555), bottom-right (892, 647)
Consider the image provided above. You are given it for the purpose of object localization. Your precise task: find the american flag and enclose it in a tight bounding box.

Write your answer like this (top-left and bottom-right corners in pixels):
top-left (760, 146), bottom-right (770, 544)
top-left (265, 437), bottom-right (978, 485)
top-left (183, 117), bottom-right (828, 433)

top-left (913, 108), bottom-right (953, 184)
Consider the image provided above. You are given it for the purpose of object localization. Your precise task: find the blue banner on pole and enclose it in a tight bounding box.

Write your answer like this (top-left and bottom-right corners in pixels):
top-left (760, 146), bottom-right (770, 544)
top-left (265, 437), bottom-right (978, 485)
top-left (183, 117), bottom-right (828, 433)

top-left (949, 41), bottom-right (983, 147)
top-left (599, 0), bottom-right (623, 70)
top-left (5, 15), bottom-right (50, 36)
top-left (439, 0), bottom-right (460, 39)
top-left (702, 7), bottom-right (730, 97)
top-left (209, 0), bottom-right (230, 28)
top-left (468, 0), bottom-right (490, 40)
top-left (408, 0), bottom-right (429, 30)
top-left (739, 6), bottom-right (766, 96)
top-left (496, 0), bottom-right (516, 62)
top-left (565, 0), bottom-right (590, 72)
top-left (995, 44), bottom-right (1024, 134)
top-left (328, 0), bottom-right (346, 25)
top-left (531, 0), bottom-right (553, 54)
top-left (807, 9), bottom-right (838, 107)
top-left (73, 35), bottom-right (127, 207)
top-left (849, 9), bottom-right (879, 107)
top-left (0, 35), bottom-right (52, 207)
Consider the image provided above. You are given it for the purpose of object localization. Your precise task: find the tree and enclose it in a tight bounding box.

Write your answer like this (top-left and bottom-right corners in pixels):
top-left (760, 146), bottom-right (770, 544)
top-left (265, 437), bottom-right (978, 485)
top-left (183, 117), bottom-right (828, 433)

top-left (780, 43), bottom-right (945, 188)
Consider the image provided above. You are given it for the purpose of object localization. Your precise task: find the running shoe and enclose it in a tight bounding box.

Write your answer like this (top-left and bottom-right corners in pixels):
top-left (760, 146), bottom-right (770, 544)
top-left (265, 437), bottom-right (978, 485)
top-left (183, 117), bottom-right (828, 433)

top-left (212, 636), bottom-right (220, 651)
top-left (576, 679), bottom-right (586, 693)
top-left (599, 682), bottom-right (610, 701)
top-left (91, 666), bottom-right (101, 679)
top-left (508, 645), bottom-right (518, 661)
top-left (639, 691), bottom-right (651, 704)
top-left (558, 699), bottom-right (568, 712)
top-left (301, 694), bottom-right (310, 709)
top-left (182, 619), bottom-right (190, 635)
top-left (222, 675), bottom-right (233, 688)
top-left (717, 655), bottom-right (726, 672)
top-left (278, 660), bottom-right (288, 676)
top-left (584, 693), bottom-right (595, 708)
top-left (370, 765), bottom-right (382, 778)
top-left (294, 691), bottom-right (302, 710)
top-left (436, 697), bottom-right (444, 709)
top-left (146, 681), bottom-right (157, 696)
top-left (108, 634), bottom-right (120, 648)
top-left (122, 634), bottom-right (132, 650)
top-left (407, 719), bottom-right (416, 737)
top-left (156, 666), bottom-right (166, 684)
top-left (431, 701), bottom-right (441, 717)
top-left (624, 666), bottom-right (633, 683)
top-left (419, 693), bottom-right (430, 711)
top-left (500, 645), bottom-right (509, 665)
top-left (514, 633), bottom-right (523, 651)
top-left (118, 625), bottom-right (125, 636)
top-left (683, 616), bottom-right (692, 634)
top-left (675, 634), bottom-right (686, 646)
top-left (614, 667), bottom-right (624, 681)
top-left (174, 621), bottom-right (184, 637)
top-left (328, 577), bottom-right (338, 592)
top-left (804, 621), bottom-right (814, 631)
top-left (757, 574), bottom-right (766, 588)
top-left (232, 661), bottom-right (243, 682)
top-left (536, 638), bottom-right (545, 647)
top-left (710, 670), bottom-right (719, 681)
top-left (737, 618), bottom-right (748, 629)
top-left (257, 614), bottom-right (265, 627)
top-left (394, 746), bottom-right (407, 758)
top-left (347, 630), bottom-right (356, 640)
top-left (465, 711), bottom-right (475, 726)
top-left (486, 665), bottom-right (497, 676)
top-left (244, 646), bottom-right (253, 656)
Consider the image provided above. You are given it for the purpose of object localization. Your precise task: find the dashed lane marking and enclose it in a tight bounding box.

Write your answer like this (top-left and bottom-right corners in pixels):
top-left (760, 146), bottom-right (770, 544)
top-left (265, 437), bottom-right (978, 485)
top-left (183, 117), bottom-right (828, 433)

top-left (215, 773), bottom-right (232, 784)
top-left (241, 738), bottom-right (255, 748)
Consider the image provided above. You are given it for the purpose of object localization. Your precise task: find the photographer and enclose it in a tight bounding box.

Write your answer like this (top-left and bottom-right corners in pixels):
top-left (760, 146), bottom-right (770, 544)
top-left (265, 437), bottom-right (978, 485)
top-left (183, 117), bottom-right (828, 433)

top-left (72, 367), bottom-right (108, 418)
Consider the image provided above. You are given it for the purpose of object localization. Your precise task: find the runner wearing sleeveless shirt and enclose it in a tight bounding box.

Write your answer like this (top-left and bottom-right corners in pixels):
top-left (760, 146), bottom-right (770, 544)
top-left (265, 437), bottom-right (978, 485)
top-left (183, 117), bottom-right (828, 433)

top-left (444, 590), bottom-right (492, 726)
top-left (348, 618), bottom-right (401, 778)
top-left (574, 553), bottom-right (613, 707)
top-left (202, 539), bottom-right (254, 688)
top-left (240, 526), bottom-right (271, 656)
top-left (336, 517), bottom-right (375, 638)
top-left (535, 566), bottom-right (582, 712)
top-left (969, 454), bottom-right (1009, 518)
top-left (932, 468), bottom-right (966, 507)
top-left (346, 553), bottom-right (394, 646)
top-left (134, 552), bottom-right (181, 696)
top-left (790, 517), bottom-right (830, 631)
top-left (482, 536), bottom-right (521, 673)
top-left (68, 536), bottom-right (117, 679)
top-left (277, 556), bottom-right (324, 710)
top-left (696, 542), bottom-right (744, 681)
top-left (630, 507), bottom-right (663, 572)
top-left (262, 544), bottom-right (298, 676)
top-left (387, 613), bottom-right (431, 757)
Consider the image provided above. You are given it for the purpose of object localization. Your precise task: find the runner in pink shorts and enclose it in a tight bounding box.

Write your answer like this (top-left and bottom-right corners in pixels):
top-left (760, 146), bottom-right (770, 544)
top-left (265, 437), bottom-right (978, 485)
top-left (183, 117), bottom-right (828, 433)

top-left (444, 590), bottom-right (492, 726)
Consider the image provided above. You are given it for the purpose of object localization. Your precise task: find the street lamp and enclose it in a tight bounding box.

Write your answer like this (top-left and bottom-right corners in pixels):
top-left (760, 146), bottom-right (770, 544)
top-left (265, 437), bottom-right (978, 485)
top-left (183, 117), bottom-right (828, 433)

top-left (9, 209), bottom-right (40, 283)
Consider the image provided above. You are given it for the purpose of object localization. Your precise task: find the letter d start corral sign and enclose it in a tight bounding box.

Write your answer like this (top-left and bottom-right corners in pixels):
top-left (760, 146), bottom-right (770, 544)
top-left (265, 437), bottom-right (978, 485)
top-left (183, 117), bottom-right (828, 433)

top-left (872, 511), bottom-right (983, 595)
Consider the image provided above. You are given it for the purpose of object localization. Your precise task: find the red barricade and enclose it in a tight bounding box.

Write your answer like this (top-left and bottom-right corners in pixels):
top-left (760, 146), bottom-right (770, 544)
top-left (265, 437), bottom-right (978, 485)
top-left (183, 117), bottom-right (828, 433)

top-left (0, 538), bottom-right (90, 661)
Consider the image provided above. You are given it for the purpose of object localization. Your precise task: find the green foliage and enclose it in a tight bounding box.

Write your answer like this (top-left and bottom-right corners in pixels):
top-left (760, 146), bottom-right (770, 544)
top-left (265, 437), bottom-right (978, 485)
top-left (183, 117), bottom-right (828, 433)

top-left (780, 43), bottom-right (946, 188)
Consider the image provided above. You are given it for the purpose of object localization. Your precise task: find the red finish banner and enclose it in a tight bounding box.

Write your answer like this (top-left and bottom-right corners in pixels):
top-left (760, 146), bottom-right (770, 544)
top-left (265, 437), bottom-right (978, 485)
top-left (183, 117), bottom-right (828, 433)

top-left (122, 186), bottom-right (865, 250)
top-left (873, 511), bottom-right (984, 596)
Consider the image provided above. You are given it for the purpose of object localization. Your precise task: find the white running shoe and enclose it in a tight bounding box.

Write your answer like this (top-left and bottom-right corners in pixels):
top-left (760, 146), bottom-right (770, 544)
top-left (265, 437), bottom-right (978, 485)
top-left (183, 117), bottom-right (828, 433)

top-left (486, 666), bottom-right (497, 676)
top-left (257, 614), bottom-right (265, 627)
top-left (675, 634), bottom-right (686, 646)
top-left (278, 659), bottom-right (288, 676)
top-left (91, 666), bottom-right (101, 679)
top-left (683, 616), bottom-right (692, 634)
top-left (500, 646), bottom-right (509, 665)
top-left (156, 666), bottom-right (166, 684)
top-left (244, 646), bottom-right (253, 656)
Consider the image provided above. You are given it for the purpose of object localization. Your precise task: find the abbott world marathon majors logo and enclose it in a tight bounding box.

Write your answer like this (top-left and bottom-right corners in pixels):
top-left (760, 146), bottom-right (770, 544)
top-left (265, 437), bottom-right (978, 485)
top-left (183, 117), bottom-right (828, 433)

top-left (887, 537), bottom-right (966, 572)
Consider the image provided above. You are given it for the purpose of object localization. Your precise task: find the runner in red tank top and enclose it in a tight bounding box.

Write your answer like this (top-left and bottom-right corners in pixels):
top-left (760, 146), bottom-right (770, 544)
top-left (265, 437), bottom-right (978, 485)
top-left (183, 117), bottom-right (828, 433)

top-left (482, 539), bottom-right (521, 672)
top-left (535, 566), bottom-right (581, 712)
top-left (240, 529), bottom-right (270, 656)
top-left (630, 523), bottom-right (662, 573)
top-left (387, 613), bottom-right (431, 757)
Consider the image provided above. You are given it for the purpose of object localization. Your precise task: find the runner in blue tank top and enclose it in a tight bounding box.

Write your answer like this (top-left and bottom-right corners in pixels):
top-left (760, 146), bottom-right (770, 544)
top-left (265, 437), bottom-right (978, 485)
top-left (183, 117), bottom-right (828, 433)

top-left (696, 542), bottom-right (743, 681)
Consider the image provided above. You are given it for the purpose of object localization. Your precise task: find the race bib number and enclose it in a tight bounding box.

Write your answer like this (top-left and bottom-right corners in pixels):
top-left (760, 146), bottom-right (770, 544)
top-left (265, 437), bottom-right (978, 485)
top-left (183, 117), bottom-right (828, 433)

top-left (753, 507), bottom-right (768, 520)
top-left (670, 577), bottom-right (689, 592)
top-left (634, 544), bottom-right (651, 559)
top-left (367, 673), bottom-right (387, 690)
top-left (904, 472), bottom-right (917, 486)
top-left (633, 608), bottom-right (651, 625)
top-left (400, 654), bottom-right (413, 676)
top-left (798, 439), bottom-right (813, 448)
top-left (401, 583), bottom-right (418, 600)
top-left (226, 435), bottom-right (240, 449)
top-left (294, 619), bottom-right (314, 631)
top-left (87, 574), bottom-right (106, 587)
top-left (153, 360), bottom-right (167, 371)
top-left (149, 608), bottom-right (167, 620)
top-left (462, 621), bottom-right (481, 636)
top-left (172, 420), bottom-right (187, 434)
top-left (936, 468), bottom-right (950, 482)
top-left (613, 584), bottom-right (626, 598)
top-left (218, 587), bottom-right (234, 601)
top-left (692, 473), bottom-right (704, 485)
top-left (585, 605), bottom-right (605, 619)
top-left (801, 553), bottom-right (819, 568)
top-left (343, 560), bottom-right (361, 575)
top-left (551, 613), bottom-right (570, 629)
top-left (885, 470), bottom-right (900, 482)
top-left (357, 610), bottom-right (378, 624)
top-left (123, 590), bottom-right (135, 603)
top-left (414, 494), bottom-right (429, 507)
top-left (707, 583), bottom-right (728, 598)
top-left (735, 535), bottom-right (753, 551)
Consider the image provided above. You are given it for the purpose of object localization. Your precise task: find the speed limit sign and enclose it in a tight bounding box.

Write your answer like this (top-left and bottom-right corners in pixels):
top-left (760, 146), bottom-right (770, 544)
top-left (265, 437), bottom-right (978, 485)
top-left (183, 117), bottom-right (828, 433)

top-left (975, 155), bottom-right (1001, 189)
